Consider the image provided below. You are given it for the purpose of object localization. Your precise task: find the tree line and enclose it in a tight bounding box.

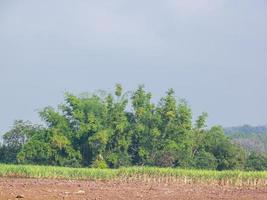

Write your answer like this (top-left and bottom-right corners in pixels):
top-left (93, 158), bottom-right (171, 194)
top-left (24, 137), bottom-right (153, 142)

top-left (1, 85), bottom-right (266, 170)
top-left (225, 125), bottom-right (267, 154)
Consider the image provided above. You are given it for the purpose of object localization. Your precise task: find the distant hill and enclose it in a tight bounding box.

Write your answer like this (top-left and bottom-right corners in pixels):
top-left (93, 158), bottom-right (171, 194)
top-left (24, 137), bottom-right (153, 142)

top-left (224, 125), bottom-right (267, 153)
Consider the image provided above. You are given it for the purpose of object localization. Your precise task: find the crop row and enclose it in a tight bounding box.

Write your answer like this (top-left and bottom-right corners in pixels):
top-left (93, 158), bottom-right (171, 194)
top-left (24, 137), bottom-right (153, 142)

top-left (0, 164), bottom-right (266, 187)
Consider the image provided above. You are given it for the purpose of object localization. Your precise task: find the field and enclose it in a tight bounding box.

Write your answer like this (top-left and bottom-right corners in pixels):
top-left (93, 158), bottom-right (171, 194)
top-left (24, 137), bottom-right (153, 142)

top-left (0, 164), bottom-right (267, 199)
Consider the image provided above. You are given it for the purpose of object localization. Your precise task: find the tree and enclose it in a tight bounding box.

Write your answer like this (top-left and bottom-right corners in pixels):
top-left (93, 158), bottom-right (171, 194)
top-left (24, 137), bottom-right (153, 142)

top-left (17, 126), bottom-right (81, 167)
top-left (130, 85), bottom-right (158, 165)
top-left (1, 120), bottom-right (43, 163)
top-left (104, 84), bottom-right (131, 167)
top-left (193, 149), bottom-right (218, 170)
top-left (204, 126), bottom-right (245, 170)
top-left (3, 84), bottom-right (261, 170)
top-left (3, 120), bottom-right (42, 148)
top-left (17, 106), bottom-right (82, 166)
top-left (154, 90), bottom-right (194, 167)
top-left (60, 93), bottom-right (106, 166)
top-left (245, 152), bottom-right (267, 171)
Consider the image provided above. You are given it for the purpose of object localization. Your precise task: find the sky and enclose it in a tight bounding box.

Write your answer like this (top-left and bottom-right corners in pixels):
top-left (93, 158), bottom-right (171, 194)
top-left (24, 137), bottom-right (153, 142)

top-left (0, 0), bottom-right (267, 135)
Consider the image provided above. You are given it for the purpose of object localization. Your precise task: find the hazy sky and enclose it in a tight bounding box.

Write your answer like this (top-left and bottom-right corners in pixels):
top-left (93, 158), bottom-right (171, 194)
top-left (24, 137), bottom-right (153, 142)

top-left (0, 0), bottom-right (267, 134)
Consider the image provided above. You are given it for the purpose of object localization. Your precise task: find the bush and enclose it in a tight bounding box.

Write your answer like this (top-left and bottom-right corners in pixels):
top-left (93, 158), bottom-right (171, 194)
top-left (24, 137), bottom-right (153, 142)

top-left (91, 155), bottom-right (108, 169)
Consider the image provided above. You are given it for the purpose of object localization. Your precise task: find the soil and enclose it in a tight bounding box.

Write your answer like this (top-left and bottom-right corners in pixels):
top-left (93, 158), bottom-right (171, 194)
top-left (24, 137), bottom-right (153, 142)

top-left (0, 178), bottom-right (266, 200)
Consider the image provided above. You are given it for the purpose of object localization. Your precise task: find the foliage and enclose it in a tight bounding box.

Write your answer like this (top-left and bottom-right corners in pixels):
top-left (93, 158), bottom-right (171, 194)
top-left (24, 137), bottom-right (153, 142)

top-left (203, 126), bottom-right (245, 170)
top-left (0, 85), bottom-right (264, 171)
top-left (91, 155), bottom-right (108, 169)
top-left (0, 120), bottom-right (43, 163)
top-left (245, 152), bottom-right (267, 171)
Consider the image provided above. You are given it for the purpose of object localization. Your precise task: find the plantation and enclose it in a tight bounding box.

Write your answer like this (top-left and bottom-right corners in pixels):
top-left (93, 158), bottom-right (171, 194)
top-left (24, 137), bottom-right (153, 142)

top-left (0, 164), bottom-right (267, 187)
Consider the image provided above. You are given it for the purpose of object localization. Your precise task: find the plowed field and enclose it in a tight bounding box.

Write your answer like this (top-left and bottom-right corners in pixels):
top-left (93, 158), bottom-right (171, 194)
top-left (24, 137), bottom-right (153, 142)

top-left (0, 178), bottom-right (267, 200)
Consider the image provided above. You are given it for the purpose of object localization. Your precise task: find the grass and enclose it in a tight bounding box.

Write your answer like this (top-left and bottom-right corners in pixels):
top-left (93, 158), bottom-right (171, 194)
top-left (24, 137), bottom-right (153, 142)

top-left (0, 164), bottom-right (266, 187)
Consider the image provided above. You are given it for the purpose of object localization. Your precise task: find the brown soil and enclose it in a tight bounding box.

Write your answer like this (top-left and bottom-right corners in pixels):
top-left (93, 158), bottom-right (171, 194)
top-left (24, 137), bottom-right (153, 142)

top-left (0, 178), bottom-right (266, 200)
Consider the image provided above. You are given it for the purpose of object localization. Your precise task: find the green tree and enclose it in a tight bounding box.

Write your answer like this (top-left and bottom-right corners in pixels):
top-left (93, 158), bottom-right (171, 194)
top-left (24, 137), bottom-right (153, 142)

top-left (2, 84), bottom-right (258, 170)
top-left (155, 90), bottom-right (194, 167)
top-left (1, 120), bottom-right (43, 163)
top-left (245, 152), bottom-right (267, 171)
top-left (60, 93), bottom-right (106, 166)
top-left (130, 85), bottom-right (158, 165)
top-left (193, 149), bottom-right (218, 170)
top-left (105, 85), bottom-right (131, 167)
top-left (204, 126), bottom-right (245, 170)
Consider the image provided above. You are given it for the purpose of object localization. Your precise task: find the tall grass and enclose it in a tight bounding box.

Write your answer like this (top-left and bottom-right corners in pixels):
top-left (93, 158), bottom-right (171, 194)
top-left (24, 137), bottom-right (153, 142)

top-left (0, 164), bottom-right (266, 187)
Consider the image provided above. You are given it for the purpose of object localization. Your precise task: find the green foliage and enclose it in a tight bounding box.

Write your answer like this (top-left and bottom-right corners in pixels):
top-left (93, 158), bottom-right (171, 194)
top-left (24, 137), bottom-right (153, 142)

top-left (0, 85), bottom-right (264, 171)
top-left (91, 155), bottom-right (108, 169)
top-left (0, 120), bottom-right (43, 163)
top-left (193, 150), bottom-right (218, 170)
top-left (195, 112), bottom-right (208, 130)
top-left (130, 85), bottom-right (157, 165)
top-left (16, 127), bottom-right (82, 167)
top-left (17, 140), bottom-right (53, 165)
top-left (204, 126), bottom-right (245, 170)
top-left (245, 152), bottom-right (267, 171)
top-left (3, 120), bottom-right (37, 147)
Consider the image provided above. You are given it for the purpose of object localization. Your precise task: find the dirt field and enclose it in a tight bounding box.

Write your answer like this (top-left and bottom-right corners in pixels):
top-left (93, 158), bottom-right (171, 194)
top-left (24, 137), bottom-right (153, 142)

top-left (0, 178), bottom-right (266, 200)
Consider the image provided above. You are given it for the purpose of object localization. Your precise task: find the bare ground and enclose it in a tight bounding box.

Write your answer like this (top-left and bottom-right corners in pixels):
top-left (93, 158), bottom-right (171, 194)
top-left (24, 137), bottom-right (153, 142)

top-left (0, 178), bottom-right (267, 200)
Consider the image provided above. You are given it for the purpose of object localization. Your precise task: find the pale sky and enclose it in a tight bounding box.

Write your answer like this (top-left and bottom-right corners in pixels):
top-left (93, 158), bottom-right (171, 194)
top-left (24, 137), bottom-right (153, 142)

top-left (0, 0), bottom-right (267, 135)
